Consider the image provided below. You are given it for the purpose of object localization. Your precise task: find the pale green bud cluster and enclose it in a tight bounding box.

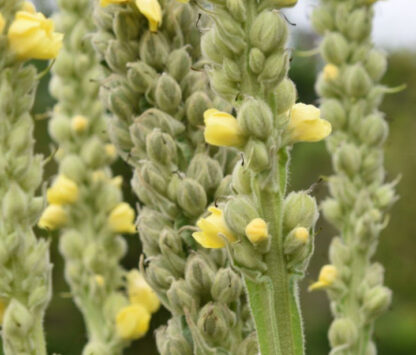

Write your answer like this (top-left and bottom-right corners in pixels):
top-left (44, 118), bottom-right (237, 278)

top-left (48, 0), bottom-right (134, 352)
top-left (312, 0), bottom-right (396, 353)
top-left (92, 1), bottom-right (253, 353)
top-left (0, 1), bottom-right (51, 353)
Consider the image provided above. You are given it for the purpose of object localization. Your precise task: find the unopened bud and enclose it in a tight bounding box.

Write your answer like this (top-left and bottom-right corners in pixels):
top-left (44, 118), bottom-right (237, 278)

top-left (329, 237), bottom-right (350, 266)
top-left (249, 47), bottom-right (265, 74)
top-left (185, 91), bottom-right (212, 126)
top-left (167, 48), bottom-right (191, 82)
top-left (274, 78), bottom-right (297, 114)
top-left (320, 99), bottom-right (346, 130)
top-left (334, 144), bottom-right (361, 176)
top-left (283, 191), bottom-right (318, 231)
top-left (59, 154), bottom-right (86, 182)
top-left (244, 140), bottom-right (270, 172)
top-left (139, 31), bottom-right (169, 71)
top-left (224, 196), bottom-right (259, 236)
top-left (363, 286), bottom-right (392, 320)
top-left (245, 218), bottom-right (269, 244)
top-left (146, 129), bottom-right (177, 166)
top-left (365, 49), bottom-right (387, 81)
top-left (359, 114), bottom-right (388, 146)
top-left (127, 61), bottom-right (158, 93)
top-left (328, 318), bottom-right (358, 348)
top-left (250, 11), bottom-right (287, 54)
top-left (231, 162), bottom-right (252, 194)
top-left (167, 279), bottom-right (199, 315)
top-left (185, 254), bottom-right (215, 295)
top-left (211, 268), bottom-right (242, 303)
top-left (187, 154), bottom-right (223, 193)
top-left (155, 74), bottom-right (182, 113)
top-left (346, 64), bottom-right (372, 98)
top-left (177, 178), bottom-right (207, 217)
top-left (197, 302), bottom-right (235, 341)
top-left (238, 99), bottom-right (273, 139)
top-left (321, 33), bottom-right (349, 65)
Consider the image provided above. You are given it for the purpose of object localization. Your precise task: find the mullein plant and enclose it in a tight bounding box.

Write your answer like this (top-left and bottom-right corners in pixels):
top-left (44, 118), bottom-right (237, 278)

top-left (39, 0), bottom-right (159, 353)
top-left (0, 1), bottom-right (62, 354)
top-left (93, 0), bottom-right (254, 353)
top-left (192, 0), bottom-right (332, 354)
top-left (310, 0), bottom-right (396, 354)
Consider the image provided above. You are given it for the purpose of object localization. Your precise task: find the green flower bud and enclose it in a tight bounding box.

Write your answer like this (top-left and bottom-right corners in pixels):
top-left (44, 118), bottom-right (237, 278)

top-left (346, 64), bottom-right (372, 98)
top-left (185, 254), bottom-right (215, 295)
top-left (127, 61), bottom-right (158, 93)
top-left (146, 257), bottom-right (176, 291)
top-left (157, 332), bottom-right (193, 355)
top-left (187, 154), bottom-right (223, 193)
top-left (215, 175), bottom-right (233, 199)
top-left (358, 114), bottom-right (388, 146)
top-left (103, 292), bottom-right (129, 320)
top-left (177, 178), bottom-right (207, 217)
top-left (49, 116), bottom-right (71, 143)
top-left (2, 183), bottom-right (27, 222)
top-left (321, 33), bottom-right (349, 65)
top-left (238, 99), bottom-right (273, 139)
top-left (237, 333), bottom-right (259, 355)
top-left (185, 91), bottom-right (212, 126)
top-left (81, 137), bottom-right (106, 169)
top-left (232, 241), bottom-right (267, 271)
top-left (250, 11), bottom-right (287, 54)
top-left (83, 243), bottom-right (106, 273)
top-left (201, 29), bottom-right (233, 64)
top-left (244, 140), bottom-right (270, 172)
top-left (108, 118), bottom-right (133, 152)
top-left (113, 10), bottom-right (140, 42)
top-left (59, 154), bottom-right (86, 182)
top-left (361, 150), bottom-right (384, 184)
top-left (155, 74), bottom-right (182, 113)
top-left (146, 129), bottom-right (177, 166)
top-left (159, 229), bottom-right (186, 275)
top-left (374, 183), bottom-right (396, 209)
top-left (320, 99), bottom-right (346, 130)
top-left (181, 71), bottom-right (208, 99)
top-left (167, 48), bottom-right (191, 82)
top-left (249, 47), bottom-right (265, 74)
top-left (59, 230), bottom-right (85, 260)
top-left (105, 40), bottom-right (137, 72)
top-left (138, 208), bottom-right (170, 256)
top-left (224, 196), bottom-right (258, 236)
top-left (329, 237), bottom-right (350, 266)
top-left (8, 115), bottom-right (32, 154)
top-left (365, 263), bottom-right (385, 288)
top-left (333, 144), bottom-right (362, 177)
top-left (213, 12), bottom-right (246, 54)
top-left (3, 300), bottom-right (34, 336)
top-left (328, 318), bottom-right (358, 348)
top-left (108, 86), bottom-right (135, 123)
top-left (362, 286), bottom-right (392, 320)
top-left (226, 0), bottom-right (246, 22)
top-left (258, 50), bottom-right (289, 88)
top-left (365, 49), bottom-right (387, 81)
top-left (231, 161), bottom-right (252, 194)
top-left (167, 279), bottom-right (199, 315)
top-left (140, 162), bottom-right (169, 195)
top-left (95, 182), bottom-right (122, 213)
top-left (28, 285), bottom-right (49, 310)
top-left (197, 302), bottom-right (235, 341)
top-left (347, 8), bottom-right (371, 41)
top-left (211, 69), bottom-right (239, 100)
top-left (283, 191), bottom-right (318, 231)
top-left (274, 78), bottom-right (297, 114)
top-left (311, 7), bottom-right (334, 35)
top-left (223, 57), bottom-right (241, 82)
top-left (211, 267), bottom-right (242, 303)
top-left (139, 31), bottom-right (169, 71)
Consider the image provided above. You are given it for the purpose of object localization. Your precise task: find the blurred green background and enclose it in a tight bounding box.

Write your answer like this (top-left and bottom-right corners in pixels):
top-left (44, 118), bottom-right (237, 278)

top-left (13, 2), bottom-right (416, 354)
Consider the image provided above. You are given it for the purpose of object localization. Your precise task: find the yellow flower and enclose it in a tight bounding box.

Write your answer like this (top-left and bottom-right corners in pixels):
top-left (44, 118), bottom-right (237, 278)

top-left (323, 64), bottom-right (339, 81)
top-left (288, 103), bottom-right (332, 143)
top-left (203, 109), bottom-right (246, 148)
top-left (38, 204), bottom-right (68, 230)
top-left (308, 264), bottom-right (338, 291)
top-left (71, 115), bottom-right (88, 133)
top-left (21, 2), bottom-right (36, 13)
top-left (105, 144), bottom-right (117, 160)
top-left (245, 218), bottom-right (269, 244)
top-left (127, 270), bottom-right (160, 313)
top-left (0, 12), bottom-right (5, 34)
top-left (0, 299), bottom-right (7, 325)
top-left (293, 227), bottom-right (309, 243)
top-left (100, 0), bottom-right (130, 7)
top-left (111, 176), bottom-right (123, 188)
top-left (135, 0), bottom-right (162, 32)
top-left (108, 203), bottom-right (136, 234)
top-left (47, 175), bottom-right (79, 205)
top-left (193, 207), bottom-right (237, 248)
top-left (94, 275), bottom-right (105, 287)
top-left (116, 304), bottom-right (151, 340)
top-left (7, 10), bottom-right (63, 60)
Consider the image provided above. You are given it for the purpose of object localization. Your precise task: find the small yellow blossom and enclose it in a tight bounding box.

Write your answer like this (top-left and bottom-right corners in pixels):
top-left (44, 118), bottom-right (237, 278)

top-left (0, 13), bottom-right (5, 34)
top-left (105, 144), bottom-right (117, 160)
top-left (100, 0), bottom-right (130, 7)
top-left (21, 2), bottom-right (36, 13)
top-left (293, 227), bottom-right (309, 243)
top-left (71, 115), bottom-right (88, 133)
top-left (111, 176), bottom-right (123, 188)
top-left (135, 0), bottom-right (162, 32)
top-left (193, 207), bottom-right (237, 248)
top-left (0, 299), bottom-right (7, 325)
top-left (92, 170), bottom-right (107, 182)
top-left (94, 275), bottom-right (105, 287)
top-left (7, 10), bottom-right (63, 60)
top-left (116, 304), bottom-right (151, 340)
top-left (323, 64), bottom-right (339, 81)
top-left (288, 103), bottom-right (332, 143)
top-left (127, 270), bottom-right (160, 313)
top-left (245, 218), bottom-right (269, 244)
top-left (204, 109), bottom-right (246, 148)
top-left (308, 264), bottom-right (338, 291)
top-left (108, 203), bottom-right (136, 234)
top-left (47, 175), bottom-right (79, 205)
top-left (38, 204), bottom-right (68, 230)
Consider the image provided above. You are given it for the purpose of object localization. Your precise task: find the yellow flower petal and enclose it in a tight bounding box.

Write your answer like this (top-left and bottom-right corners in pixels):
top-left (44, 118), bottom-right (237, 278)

top-left (323, 64), bottom-right (339, 81)
top-left (108, 203), bottom-right (136, 234)
top-left (47, 175), bottom-right (79, 205)
top-left (127, 270), bottom-right (160, 313)
top-left (38, 204), bottom-right (68, 230)
top-left (116, 304), bottom-right (151, 340)
top-left (135, 0), bottom-right (162, 32)
top-left (245, 218), bottom-right (269, 244)
top-left (308, 264), bottom-right (337, 291)
top-left (0, 12), bottom-right (5, 34)
top-left (71, 115), bottom-right (88, 133)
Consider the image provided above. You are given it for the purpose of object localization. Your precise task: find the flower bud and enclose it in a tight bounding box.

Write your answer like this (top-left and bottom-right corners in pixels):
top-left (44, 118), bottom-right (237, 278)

top-left (197, 302), bottom-right (235, 341)
top-left (146, 129), bottom-right (177, 166)
top-left (321, 198), bottom-right (343, 226)
top-left (231, 162), bottom-right (252, 194)
top-left (237, 332), bottom-right (259, 355)
top-left (347, 8), bottom-right (371, 41)
top-left (328, 237), bottom-right (350, 266)
top-left (2, 300), bottom-right (33, 336)
top-left (364, 263), bottom-right (385, 288)
top-left (346, 64), bottom-right (372, 98)
top-left (362, 286), bottom-right (392, 320)
top-left (159, 229), bottom-right (186, 275)
top-left (155, 74), bottom-right (182, 113)
top-left (187, 154), bottom-right (223, 193)
top-left (321, 33), bottom-right (349, 65)
top-left (2, 183), bottom-right (27, 222)
top-left (185, 91), bottom-right (212, 126)
top-left (237, 99), bottom-right (273, 139)
top-left (320, 99), bottom-right (346, 130)
top-left (156, 331), bottom-right (193, 355)
top-left (245, 218), bottom-right (269, 244)
top-left (71, 115), bottom-right (88, 133)
top-left (167, 279), bottom-right (199, 315)
top-left (283, 191), bottom-right (318, 231)
top-left (333, 144), bottom-right (361, 176)
top-left (59, 154), bottom-right (86, 183)
top-left (81, 137), bottom-right (106, 168)
top-left (127, 61), bottom-right (158, 93)
top-left (167, 48), bottom-right (191, 81)
top-left (274, 78), bottom-right (297, 114)
top-left (231, 241), bottom-right (266, 271)
top-left (47, 175), bottom-right (79, 205)
top-left (308, 264), bottom-right (338, 291)
top-left (258, 50), bottom-right (289, 88)
top-left (49, 116), bottom-right (71, 143)
top-left (185, 254), bottom-right (215, 295)
top-left (146, 257), bottom-right (176, 290)
top-left (177, 178), bottom-right (207, 217)
top-left (223, 58), bottom-right (241, 82)
top-left (244, 140), bottom-right (269, 172)
top-left (226, 0), bottom-right (246, 22)
top-left (108, 202), bottom-right (136, 234)
top-left (211, 69), bottom-right (239, 99)
top-left (358, 114), bottom-right (388, 146)
top-left (250, 11), bottom-right (287, 54)
top-left (284, 227), bottom-right (309, 254)
top-left (105, 40), bottom-right (137, 72)
top-left (201, 29), bottom-right (233, 64)
top-left (311, 7), bottom-right (333, 35)
top-left (328, 318), bottom-right (358, 348)
top-left (374, 183), bottom-right (397, 209)
top-left (322, 64), bottom-right (340, 81)
top-left (224, 197), bottom-right (259, 236)
top-left (248, 47), bottom-right (265, 74)
top-left (116, 304), bottom-right (151, 340)
top-left (211, 268), bottom-right (242, 303)
top-left (365, 49), bottom-right (387, 81)
top-left (59, 230), bottom-right (84, 260)
top-left (139, 31), bottom-right (169, 71)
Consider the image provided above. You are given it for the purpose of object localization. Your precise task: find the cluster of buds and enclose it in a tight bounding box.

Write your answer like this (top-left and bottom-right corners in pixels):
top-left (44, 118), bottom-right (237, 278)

top-left (93, 0), bottom-right (254, 353)
top-left (0, 1), bottom-right (63, 354)
top-left (311, 0), bottom-right (395, 353)
top-left (44, 0), bottom-right (150, 352)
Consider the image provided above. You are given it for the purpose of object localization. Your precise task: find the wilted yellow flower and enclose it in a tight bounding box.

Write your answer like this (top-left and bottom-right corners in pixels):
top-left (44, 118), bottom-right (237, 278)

top-left (71, 115), bottom-right (88, 133)
top-left (38, 204), bottom-right (68, 230)
top-left (108, 203), bottom-right (136, 234)
top-left (0, 299), bottom-right (7, 325)
top-left (0, 13), bottom-right (5, 34)
top-left (21, 1), bottom-right (36, 13)
top-left (47, 175), bottom-right (79, 205)
top-left (135, 0), bottom-right (162, 32)
top-left (308, 264), bottom-right (338, 291)
top-left (323, 64), bottom-right (339, 81)
top-left (193, 207), bottom-right (237, 248)
top-left (105, 144), bottom-right (117, 159)
top-left (127, 270), bottom-right (160, 313)
top-left (8, 10), bottom-right (63, 60)
top-left (288, 103), bottom-right (332, 143)
top-left (293, 227), bottom-right (309, 243)
top-left (100, 0), bottom-right (130, 6)
top-left (116, 304), bottom-right (151, 340)
top-left (245, 218), bottom-right (269, 244)
top-left (204, 109), bottom-right (246, 148)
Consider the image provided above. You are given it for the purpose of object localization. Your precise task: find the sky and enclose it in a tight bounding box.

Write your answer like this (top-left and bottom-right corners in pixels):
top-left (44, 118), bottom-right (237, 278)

top-left (285, 0), bottom-right (416, 50)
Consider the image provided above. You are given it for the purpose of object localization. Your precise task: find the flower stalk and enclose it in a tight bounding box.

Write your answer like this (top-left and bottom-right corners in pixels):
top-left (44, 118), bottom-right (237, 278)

top-left (311, 0), bottom-right (396, 353)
